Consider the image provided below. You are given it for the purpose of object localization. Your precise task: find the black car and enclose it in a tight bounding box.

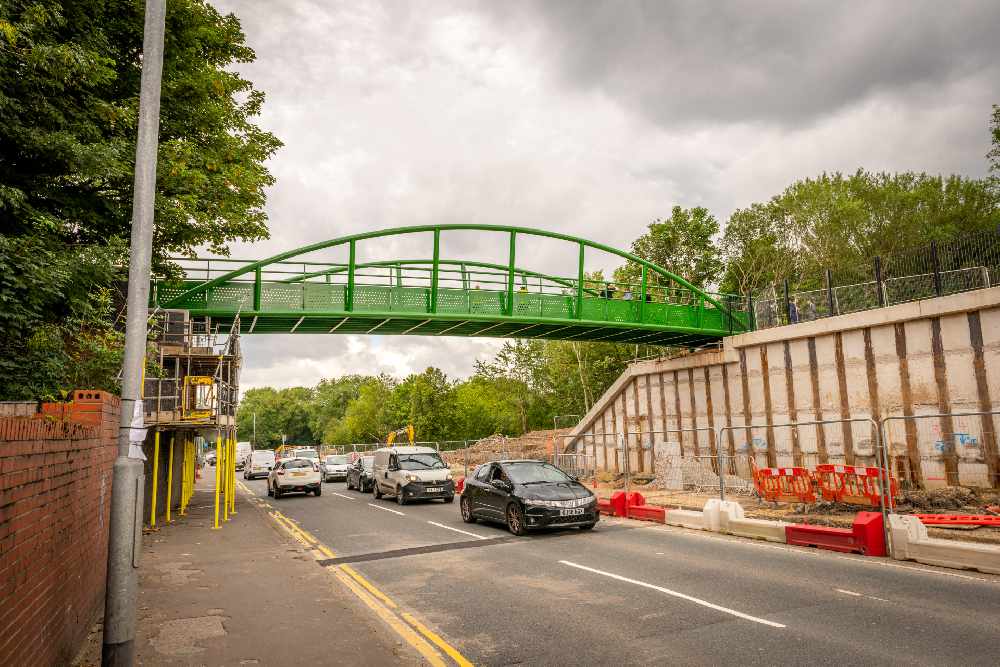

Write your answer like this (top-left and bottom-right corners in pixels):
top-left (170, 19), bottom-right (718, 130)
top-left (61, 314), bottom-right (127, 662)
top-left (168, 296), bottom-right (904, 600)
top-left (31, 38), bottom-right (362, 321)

top-left (346, 455), bottom-right (375, 493)
top-left (460, 460), bottom-right (598, 535)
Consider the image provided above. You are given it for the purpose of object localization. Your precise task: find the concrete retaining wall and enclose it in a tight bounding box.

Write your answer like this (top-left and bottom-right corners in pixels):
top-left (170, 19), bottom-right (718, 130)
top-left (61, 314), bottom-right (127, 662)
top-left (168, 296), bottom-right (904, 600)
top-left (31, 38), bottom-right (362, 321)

top-left (568, 288), bottom-right (1000, 489)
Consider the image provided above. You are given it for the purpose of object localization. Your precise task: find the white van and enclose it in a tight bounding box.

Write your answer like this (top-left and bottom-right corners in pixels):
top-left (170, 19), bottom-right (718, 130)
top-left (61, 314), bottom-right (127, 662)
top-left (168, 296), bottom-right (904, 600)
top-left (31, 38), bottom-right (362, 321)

top-left (243, 449), bottom-right (276, 480)
top-left (371, 446), bottom-right (454, 505)
top-left (235, 441), bottom-right (253, 470)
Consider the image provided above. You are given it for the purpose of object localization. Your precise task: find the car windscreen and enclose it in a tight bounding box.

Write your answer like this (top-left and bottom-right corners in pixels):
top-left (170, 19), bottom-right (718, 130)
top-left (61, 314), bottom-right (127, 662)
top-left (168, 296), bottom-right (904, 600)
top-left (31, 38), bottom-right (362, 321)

top-left (325, 455), bottom-right (347, 465)
top-left (361, 456), bottom-right (374, 470)
top-left (254, 451), bottom-right (275, 462)
top-left (397, 453), bottom-right (446, 470)
top-left (503, 462), bottom-right (573, 485)
top-left (283, 459), bottom-right (314, 469)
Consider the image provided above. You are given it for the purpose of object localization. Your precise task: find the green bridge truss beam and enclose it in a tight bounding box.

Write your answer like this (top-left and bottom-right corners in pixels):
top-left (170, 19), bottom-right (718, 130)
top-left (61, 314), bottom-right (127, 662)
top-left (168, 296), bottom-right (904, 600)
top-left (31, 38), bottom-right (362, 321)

top-left (153, 224), bottom-right (750, 346)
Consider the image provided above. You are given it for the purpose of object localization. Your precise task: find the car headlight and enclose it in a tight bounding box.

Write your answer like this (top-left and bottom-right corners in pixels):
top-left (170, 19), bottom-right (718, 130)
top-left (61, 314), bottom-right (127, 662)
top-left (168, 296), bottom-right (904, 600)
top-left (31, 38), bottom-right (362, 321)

top-left (406, 474), bottom-right (418, 482)
top-left (446, 473), bottom-right (453, 481)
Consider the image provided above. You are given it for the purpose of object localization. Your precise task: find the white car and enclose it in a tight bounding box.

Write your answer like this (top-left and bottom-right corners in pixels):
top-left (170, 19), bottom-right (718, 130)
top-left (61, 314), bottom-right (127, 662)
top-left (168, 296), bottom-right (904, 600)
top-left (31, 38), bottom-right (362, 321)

top-left (267, 458), bottom-right (322, 498)
top-left (244, 449), bottom-right (276, 480)
top-left (291, 447), bottom-right (319, 462)
top-left (321, 454), bottom-right (351, 482)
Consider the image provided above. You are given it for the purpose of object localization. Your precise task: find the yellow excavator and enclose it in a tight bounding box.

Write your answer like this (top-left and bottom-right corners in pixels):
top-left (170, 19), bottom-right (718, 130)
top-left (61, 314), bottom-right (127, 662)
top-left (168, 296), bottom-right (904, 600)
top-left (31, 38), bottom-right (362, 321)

top-left (385, 425), bottom-right (415, 446)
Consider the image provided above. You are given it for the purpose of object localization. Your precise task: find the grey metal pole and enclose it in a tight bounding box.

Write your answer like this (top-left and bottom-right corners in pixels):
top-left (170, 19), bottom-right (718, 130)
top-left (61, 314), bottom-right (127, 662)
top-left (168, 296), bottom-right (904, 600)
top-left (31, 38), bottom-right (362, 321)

top-left (103, 2), bottom-right (165, 665)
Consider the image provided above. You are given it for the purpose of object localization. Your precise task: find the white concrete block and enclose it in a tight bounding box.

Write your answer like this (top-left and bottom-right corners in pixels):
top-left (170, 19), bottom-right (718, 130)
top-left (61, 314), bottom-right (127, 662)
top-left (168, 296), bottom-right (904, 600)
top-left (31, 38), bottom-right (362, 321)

top-left (664, 509), bottom-right (707, 530)
top-left (889, 514), bottom-right (1000, 575)
top-left (704, 499), bottom-right (788, 542)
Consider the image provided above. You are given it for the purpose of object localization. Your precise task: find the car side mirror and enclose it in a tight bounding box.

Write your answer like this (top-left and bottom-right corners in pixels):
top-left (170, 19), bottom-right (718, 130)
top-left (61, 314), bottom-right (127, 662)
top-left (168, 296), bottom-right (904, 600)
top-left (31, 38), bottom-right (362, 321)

top-left (490, 479), bottom-right (511, 492)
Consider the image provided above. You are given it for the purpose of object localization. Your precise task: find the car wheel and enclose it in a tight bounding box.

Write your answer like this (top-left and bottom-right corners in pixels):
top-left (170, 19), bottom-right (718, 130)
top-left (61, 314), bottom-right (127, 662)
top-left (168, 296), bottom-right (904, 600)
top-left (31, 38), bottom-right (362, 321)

top-left (460, 496), bottom-right (475, 523)
top-left (267, 482), bottom-right (273, 497)
top-left (373, 483), bottom-right (382, 499)
top-left (444, 495), bottom-right (455, 504)
top-left (579, 522), bottom-right (597, 531)
top-left (396, 488), bottom-right (407, 506)
top-left (314, 484), bottom-right (322, 497)
top-left (506, 503), bottom-right (526, 536)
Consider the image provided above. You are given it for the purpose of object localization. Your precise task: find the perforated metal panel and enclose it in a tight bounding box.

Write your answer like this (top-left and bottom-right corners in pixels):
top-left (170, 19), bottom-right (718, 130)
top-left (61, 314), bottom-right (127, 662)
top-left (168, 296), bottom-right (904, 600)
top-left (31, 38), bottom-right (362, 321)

top-left (391, 287), bottom-right (429, 312)
top-left (304, 283), bottom-right (345, 310)
top-left (353, 286), bottom-right (391, 312)
top-left (207, 284), bottom-right (252, 309)
top-left (261, 284), bottom-right (305, 311)
top-left (468, 290), bottom-right (504, 315)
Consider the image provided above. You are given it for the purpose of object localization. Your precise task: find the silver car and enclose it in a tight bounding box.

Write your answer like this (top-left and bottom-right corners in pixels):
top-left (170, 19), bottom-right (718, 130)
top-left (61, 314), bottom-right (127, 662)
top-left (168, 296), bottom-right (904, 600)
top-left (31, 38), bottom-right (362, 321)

top-left (321, 454), bottom-right (350, 482)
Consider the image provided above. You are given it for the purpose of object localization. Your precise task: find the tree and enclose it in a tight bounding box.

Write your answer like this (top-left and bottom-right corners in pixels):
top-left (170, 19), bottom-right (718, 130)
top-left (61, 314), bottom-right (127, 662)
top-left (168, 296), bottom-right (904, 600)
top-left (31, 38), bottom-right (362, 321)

top-left (308, 375), bottom-right (371, 439)
top-left (614, 206), bottom-right (722, 289)
top-left (236, 387), bottom-right (314, 447)
top-left (719, 170), bottom-right (1000, 294)
top-left (989, 104), bottom-right (1000, 175)
top-left (0, 0), bottom-right (281, 255)
top-left (0, 0), bottom-right (280, 400)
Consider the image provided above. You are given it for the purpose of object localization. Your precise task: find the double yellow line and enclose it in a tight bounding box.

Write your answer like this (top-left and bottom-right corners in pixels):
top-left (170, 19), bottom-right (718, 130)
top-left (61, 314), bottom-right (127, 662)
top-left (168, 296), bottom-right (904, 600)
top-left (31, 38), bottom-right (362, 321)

top-left (236, 480), bottom-right (472, 667)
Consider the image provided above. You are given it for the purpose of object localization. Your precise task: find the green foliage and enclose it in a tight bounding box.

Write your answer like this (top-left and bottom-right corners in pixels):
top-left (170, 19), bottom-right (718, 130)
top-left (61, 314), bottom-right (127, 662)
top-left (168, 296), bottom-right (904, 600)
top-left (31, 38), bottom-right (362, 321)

top-left (614, 206), bottom-right (722, 289)
top-left (0, 0), bottom-right (281, 255)
top-left (0, 233), bottom-right (126, 399)
top-left (236, 386), bottom-right (314, 448)
top-left (0, 0), bottom-right (280, 400)
top-left (719, 170), bottom-right (1000, 294)
top-left (990, 104), bottom-right (1000, 175)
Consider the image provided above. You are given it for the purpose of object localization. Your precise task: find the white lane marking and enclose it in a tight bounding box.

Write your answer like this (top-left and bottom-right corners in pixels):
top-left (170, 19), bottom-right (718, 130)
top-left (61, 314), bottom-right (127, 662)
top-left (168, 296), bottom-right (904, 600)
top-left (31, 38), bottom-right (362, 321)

top-left (331, 492), bottom-right (355, 500)
top-left (427, 521), bottom-right (489, 540)
top-left (645, 525), bottom-right (996, 583)
top-left (835, 588), bottom-right (862, 597)
top-left (559, 560), bottom-right (786, 628)
top-left (368, 503), bottom-right (406, 516)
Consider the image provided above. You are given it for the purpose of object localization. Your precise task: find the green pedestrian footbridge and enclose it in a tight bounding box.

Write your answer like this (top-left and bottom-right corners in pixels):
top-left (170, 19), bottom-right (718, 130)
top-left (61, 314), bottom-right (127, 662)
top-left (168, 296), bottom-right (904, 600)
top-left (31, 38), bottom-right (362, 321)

top-left (152, 225), bottom-right (751, 347)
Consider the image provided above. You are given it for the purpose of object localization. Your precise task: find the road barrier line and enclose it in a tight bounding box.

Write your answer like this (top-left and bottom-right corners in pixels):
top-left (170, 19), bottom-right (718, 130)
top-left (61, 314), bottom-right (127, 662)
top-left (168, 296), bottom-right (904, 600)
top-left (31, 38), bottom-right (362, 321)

top-left (339, 564), bottom-right (398, 609)
top-left (427, 521), bottom-right (489, 540)
top-left (331, 492), bottom-right (355, 500)
top-left (333, 568), bottom-right (447, 667)
top-left (368, 502), bottom-right (406, 516)
top-left (250, 486), bottom-right (475, 666)
top-left (558, 560), bottom-right (786, 628)
top-left (401, 611), bottom-right (474, 667)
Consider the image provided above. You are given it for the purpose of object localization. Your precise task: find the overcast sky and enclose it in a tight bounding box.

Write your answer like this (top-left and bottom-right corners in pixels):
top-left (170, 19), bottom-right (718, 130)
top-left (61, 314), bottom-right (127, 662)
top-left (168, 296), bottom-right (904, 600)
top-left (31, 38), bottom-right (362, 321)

top-left (209, 0), bottom-right (1000, 392)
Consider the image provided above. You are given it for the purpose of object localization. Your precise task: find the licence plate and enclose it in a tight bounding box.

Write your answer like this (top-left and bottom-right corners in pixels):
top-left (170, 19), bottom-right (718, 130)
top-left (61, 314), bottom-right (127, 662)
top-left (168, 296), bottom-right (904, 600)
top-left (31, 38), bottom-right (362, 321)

top-left (559, 507), bottom-right (585, 516)
top-left (426, 487), bottom-right (442, 493)
top-left (292, 472), bottom-right (306, 477)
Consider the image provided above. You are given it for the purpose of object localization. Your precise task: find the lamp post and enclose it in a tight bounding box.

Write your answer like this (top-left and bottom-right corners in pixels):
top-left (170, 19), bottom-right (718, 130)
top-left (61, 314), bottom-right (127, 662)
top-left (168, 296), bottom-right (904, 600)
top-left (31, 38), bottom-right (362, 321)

top-left (103, 2), bottom-right (165, 665)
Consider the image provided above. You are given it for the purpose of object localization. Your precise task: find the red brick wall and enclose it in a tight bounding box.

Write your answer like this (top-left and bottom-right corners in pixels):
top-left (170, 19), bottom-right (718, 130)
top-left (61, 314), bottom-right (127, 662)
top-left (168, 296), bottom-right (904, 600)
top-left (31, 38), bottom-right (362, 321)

top-left (0, 391), bottom-right (119, 667)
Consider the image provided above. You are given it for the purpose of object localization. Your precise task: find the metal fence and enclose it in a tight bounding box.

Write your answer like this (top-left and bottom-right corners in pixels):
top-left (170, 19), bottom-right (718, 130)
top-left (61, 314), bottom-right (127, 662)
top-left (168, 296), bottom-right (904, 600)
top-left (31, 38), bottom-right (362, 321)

top-left (753, 230), bottom-right (1000, 330)
top-left (880, 411), bottom-right (1000, 490)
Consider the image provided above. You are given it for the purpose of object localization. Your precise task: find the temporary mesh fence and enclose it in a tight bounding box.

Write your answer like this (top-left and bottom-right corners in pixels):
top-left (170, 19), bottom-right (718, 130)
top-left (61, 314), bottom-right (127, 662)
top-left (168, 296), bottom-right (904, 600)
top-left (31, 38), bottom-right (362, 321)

top-left (880, 411), bottom-right (1000, 490)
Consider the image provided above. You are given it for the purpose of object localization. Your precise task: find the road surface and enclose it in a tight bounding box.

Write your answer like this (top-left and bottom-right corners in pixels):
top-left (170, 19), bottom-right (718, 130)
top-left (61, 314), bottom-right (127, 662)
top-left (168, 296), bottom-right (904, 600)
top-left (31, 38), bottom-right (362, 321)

top-left (238, 477), bottom-right (1000, 666)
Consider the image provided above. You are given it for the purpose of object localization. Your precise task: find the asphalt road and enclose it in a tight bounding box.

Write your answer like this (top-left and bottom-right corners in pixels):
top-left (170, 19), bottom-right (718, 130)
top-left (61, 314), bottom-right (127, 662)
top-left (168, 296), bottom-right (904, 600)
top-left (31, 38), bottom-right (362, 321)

top-left (239, 476), bottom-right (1000, 666)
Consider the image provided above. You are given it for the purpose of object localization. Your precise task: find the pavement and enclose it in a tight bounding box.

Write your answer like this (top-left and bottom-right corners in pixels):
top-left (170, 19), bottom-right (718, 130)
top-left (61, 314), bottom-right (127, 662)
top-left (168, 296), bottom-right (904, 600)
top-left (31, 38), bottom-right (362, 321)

top-left (74, 474), bottom-right (419, 666)
top-left (235, 474), bottom-right (1000, 666)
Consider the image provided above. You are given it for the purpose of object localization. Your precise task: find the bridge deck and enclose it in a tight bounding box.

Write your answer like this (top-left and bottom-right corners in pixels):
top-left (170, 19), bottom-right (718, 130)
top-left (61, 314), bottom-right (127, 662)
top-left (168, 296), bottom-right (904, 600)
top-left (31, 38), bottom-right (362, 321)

top-left (155, 281), bottom-right (747, 346)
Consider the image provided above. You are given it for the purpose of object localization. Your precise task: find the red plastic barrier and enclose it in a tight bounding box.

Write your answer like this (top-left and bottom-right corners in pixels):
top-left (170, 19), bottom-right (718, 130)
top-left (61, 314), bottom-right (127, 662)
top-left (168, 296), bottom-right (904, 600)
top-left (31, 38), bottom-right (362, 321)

top-left (596, 499), bottom-right (614, 515)
top-left (915, 514), bottom-right (1000, 526)
top-left (626, 491), bottom-right (646, 507)
top-left (814, 464), bottom-right (896, 508)
top-left (627, 504), bottom-right (666, 523)
top-left (609, 491), bottom-right (628, 517)
top-left (785, 511), bottom-right (886, 557)
top-left (753, 465), bottom-right (816, 504)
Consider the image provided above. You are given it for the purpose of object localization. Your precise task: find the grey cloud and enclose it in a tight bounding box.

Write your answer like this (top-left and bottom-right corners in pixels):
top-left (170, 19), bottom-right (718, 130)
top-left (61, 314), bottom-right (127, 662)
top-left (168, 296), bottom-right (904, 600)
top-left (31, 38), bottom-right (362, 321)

top-left (478, 0), bottom-right (1000, 128)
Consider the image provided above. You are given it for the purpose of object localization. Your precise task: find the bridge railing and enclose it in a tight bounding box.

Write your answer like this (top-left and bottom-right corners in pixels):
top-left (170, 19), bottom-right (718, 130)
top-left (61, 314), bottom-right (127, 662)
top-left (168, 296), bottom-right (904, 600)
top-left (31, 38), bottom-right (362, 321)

top-left (156, 256), bottom-right (751, 335)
